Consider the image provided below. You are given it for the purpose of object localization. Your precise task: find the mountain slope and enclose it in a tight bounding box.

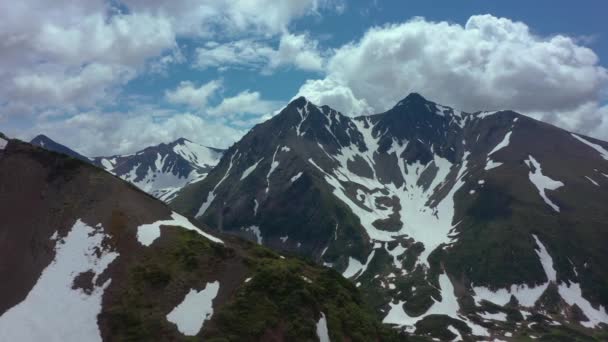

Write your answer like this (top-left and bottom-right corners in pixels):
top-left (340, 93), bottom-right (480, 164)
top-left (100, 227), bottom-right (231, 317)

top-left (93, 138), bottom-right (224, 201)
top-left (172, 94), bottom-right (608, 340)
top-left (0, 138), bottom-right (402, 341)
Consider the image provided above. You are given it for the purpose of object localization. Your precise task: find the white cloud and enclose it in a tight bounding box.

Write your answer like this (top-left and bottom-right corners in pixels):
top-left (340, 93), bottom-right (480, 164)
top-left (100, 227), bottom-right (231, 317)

top-left (196, 40), bottom-right (275, 70)
top-left (122, 0), bottom-right (340, 37)
top-left (0, 2), bottom-right (178, 113)
top-left (296, 78), bottom-right (373, 115)
top-left (10, 63), bottom-right (134, 109)
top-left (164, 81), bottom-right (280, 121)
top-left (528, 102), bottom-right (608, 141)
top-left (165, 80), bottom-right (222, 108)
top-left (22, 109), bottom-right (245, 156)
top-left (0, 0), bottom-right (337, 115)
top-left (296, 14), bottom-right (608, 139)
top-left (207, 90), bottom-right (281, 117)
top-left (270, 33), bottom-right (325, 71)
top-left (195, 32), bottom-right (325, 73)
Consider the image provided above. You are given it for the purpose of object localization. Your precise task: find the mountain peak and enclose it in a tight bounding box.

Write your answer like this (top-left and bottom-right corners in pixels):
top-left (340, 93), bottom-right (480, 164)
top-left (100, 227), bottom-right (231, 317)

top-left (173, 137), bottom-right (191, 145)
top-left (30, 134), bottom-right (90, 162)
top-left (395, 92), bottom-right (429, 107)
top-left (31, 134), bottom-right (51, 142)
top-left (288, 96), bottom-right (309, 109)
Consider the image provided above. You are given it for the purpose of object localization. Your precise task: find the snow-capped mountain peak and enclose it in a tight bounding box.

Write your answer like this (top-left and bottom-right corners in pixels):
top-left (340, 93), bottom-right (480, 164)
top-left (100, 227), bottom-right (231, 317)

top-left (93, 138), bottom-right (224, 201)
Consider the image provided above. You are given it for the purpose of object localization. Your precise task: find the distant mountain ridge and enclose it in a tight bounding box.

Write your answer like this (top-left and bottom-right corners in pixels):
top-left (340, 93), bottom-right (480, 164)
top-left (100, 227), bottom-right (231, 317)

top-left (171, 93), bottom-right (608, 340)
top-left (92, 138), bottom-right (224, 201)
top-left (31, 134), bottom-right (90, 162)
top-left (29, 135), bottom-right (224, 201)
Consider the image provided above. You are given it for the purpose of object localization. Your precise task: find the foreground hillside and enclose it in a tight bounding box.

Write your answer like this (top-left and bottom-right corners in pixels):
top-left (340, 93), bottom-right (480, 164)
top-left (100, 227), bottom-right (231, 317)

top-left (0, 139), bottom-right (401, 341)
top-left (172, 94), bottom-right (608, 340)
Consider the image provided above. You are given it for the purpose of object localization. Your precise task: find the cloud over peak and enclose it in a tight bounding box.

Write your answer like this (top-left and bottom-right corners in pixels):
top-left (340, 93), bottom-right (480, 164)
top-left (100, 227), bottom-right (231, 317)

top-left (297, 14), bottom-right (608, 137)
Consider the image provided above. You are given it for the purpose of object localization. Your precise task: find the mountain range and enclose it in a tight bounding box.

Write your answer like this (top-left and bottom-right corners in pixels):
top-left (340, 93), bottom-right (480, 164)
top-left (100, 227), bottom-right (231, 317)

top-left (9, 92), bottom-right (608, 340)
top-left (30, 135), bottom-right (224, 201)
top-left (170, 93), bottom-right (608, 340)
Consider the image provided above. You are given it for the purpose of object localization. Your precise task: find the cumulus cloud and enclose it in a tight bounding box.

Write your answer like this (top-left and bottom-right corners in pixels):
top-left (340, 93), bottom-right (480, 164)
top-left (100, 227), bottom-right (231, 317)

top-left (296, 78), bottom-right (373, 116)
top-left (207, 90), bottom-right (281, 117)
top-left (0, 0), bottom-right (336, 115)
top-left (0, 1), bottom-right (178, 114)
top-left (164, 81), bottom-right (280, 120)
top-left (528, 102), bottom-right (608, 141)
top-left (196, 32), bottom-right (325, 73)
top-left (165, 80), bottom-right (222, 108)
top-left (296, 14), bottom-right (608, 139)
top-left (9, 63), bottom-right (134, 110)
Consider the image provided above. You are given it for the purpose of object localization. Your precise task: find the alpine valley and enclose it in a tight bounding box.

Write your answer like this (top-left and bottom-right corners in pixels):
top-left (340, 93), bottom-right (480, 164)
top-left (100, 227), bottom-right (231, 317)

top-left (4, 93), bottom-right (608, 341)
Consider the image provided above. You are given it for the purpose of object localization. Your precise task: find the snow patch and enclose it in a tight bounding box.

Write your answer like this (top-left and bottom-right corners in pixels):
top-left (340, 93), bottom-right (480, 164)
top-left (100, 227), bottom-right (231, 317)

top-left (0, 220), bottom-right (118, 341)
top-left (343, 250), bottom-right (376, 279)
top-left (290, 172), bottom-right (303, 183)
top-left (447, 325), bottom-right (462, 341)
top-left (558, 282), bottom-right (608, 328)
top-left (244, 225), bottom-right (263, 244)
top-left (166, 281), bottom-right (220, 336)
top-left (173, 140), bottom-right (222, 167)
top-left (241, 158), bottom-right (264, 181)
top-left (100, 158), bottom-right (114, 171)
top-left (253, 199), bottom-right (259, 216)
top-left (525, 155), bottom-right (564, 212)
top-left (137, 211), bottom-right (224, 246)
top-left (316, 312), bottom-right (330, 342)
top-left (489, 131), bottom-right (512, 156)
top-left (383, 273), bottom-right (489, 337)
top-left (476, 111), bottom-right (499, 119)
top-left (484, 159), bottom-right (503, 171)
top-left (480, 311), bottom-right (507, 322)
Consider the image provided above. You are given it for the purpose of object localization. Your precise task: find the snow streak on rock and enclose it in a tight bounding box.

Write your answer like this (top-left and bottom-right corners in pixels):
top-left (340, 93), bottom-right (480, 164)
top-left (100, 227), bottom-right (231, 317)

top-left (196, 151), bottom-right (238, 218)
top-left (525, 155), bottom-right (564, 212)
top-left (241, 158), bottom-right (264, 181)
top-left (571, 133), bottom-right (608, 161)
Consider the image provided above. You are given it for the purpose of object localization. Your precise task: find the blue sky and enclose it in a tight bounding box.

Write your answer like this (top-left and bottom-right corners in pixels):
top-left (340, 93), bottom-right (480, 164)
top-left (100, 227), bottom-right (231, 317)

top-left (1, 0), bottom-right (607, 156)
